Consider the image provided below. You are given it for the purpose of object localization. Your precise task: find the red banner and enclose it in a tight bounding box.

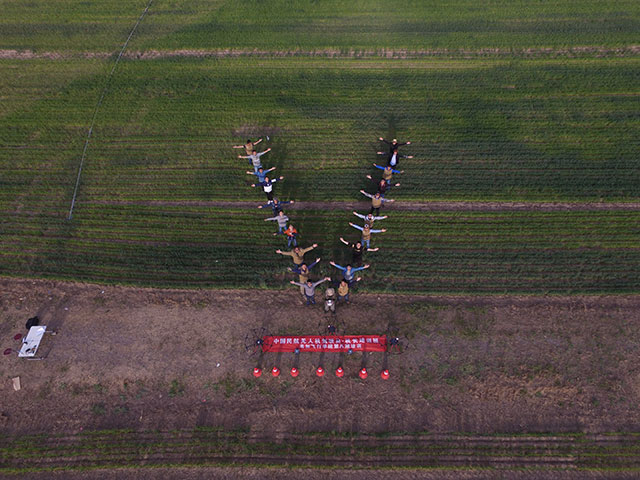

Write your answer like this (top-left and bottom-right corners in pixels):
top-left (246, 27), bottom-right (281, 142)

top-left (262, 335), bottom-right (387, 353)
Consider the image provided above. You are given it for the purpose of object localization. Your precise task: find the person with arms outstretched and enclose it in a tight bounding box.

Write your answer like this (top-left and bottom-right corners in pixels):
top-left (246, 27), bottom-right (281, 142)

top-left (349, 222), bottom-right (386, 249)
top-left (276, 244), bottom-right (318, 267)
top-left (265, 210), bottom-right (289, 235)
top-left (339, 237), bottom-right (378, 266)
top-left (290, 277), bottom-right (330, 305)
top-left (247, 166), bottom-right (276, 183)
top-left (377, 148), bottom-right (412, 168)
top-left (378, 137), bottom-right (410, 154)
top-left (251, 175), bottom-right (283, 201)
top-left (289, 258), bottom-right (320, 297)
top-left (239, 148), bottom-right (271, 173)
top-left (329, 262), bottom-right (369, 285)
top-left (369, 163), bottom-right (403, 186)
top-left (258, 197), bottom-right (294, 216)
top-left (353, 211), bottom-right (387, 227)
top-left (360, 190), bottom-right (394, 216)
top-left (233, 138), bottom-right (263, 155)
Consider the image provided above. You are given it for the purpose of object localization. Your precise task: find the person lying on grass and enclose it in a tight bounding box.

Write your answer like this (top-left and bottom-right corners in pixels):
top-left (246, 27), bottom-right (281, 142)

top-left (258, 197), bottom-right (294, 216)
top-left (352, 211), bottom-right (387, 226)
top-left (239, 148), bottom-right (271, 173)
top-left (233, 138), bottom-right (263, 155)
top-left (276, 244), bottom-right (318, 266)
top-left (289, 258), bottom-right (321, 297)
top-left (349, 222), bottom-right (386, 249)
top-left (377, 148), bottom-right (413, 168)
top-left (251, 175), bottom-right (283, 201)
top-left (360, 190), bottom-right (394, 216)
top-left (283, 224), bottom-right (298, 247)
top-left (247, 166), bottom-right (276, 183)
top-left (368, 178), bottom-right (394, 196)
top-left (378, 137), bottom-right (411, 155)
top-left (290, 277), bottom-right (331, 306)
top-left (339, 238), bottom-right (378, 266)
top-left (265, 210), bottom-right (289, 235)
top-left (369, 163), bottom-right (403, 185)
top-left (329, 262), bottom-right (369, 285)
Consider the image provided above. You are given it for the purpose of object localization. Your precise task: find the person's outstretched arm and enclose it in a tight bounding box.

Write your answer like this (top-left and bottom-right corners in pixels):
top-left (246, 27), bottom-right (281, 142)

top-left (339, 237), bottom-right (349, 246)
top-left (349, 222), bottom-right (364, 231)
top-left (246, 171), bottom-right (258, 176)
top-left (276, 249), bottom-right (293, 257)
top-left (265, 216), bottom-right (278, 222)
top-left (238, 155), bottom-right (250, 158)
top-left (257, 148), bottom-right (272, 157)
top-left (290, 280), bottom-right (304, 287)
top-left (352, 211), bottom-right (366, 220)
top-left (312, 277), bottom-right (330, 288)
top-left (373, 163), bottom-right (385, 171)
top-left (308, 258), bottom-right (321, 269)
top-left (360, 190), bottom-right (373, 199)
top-left (300, 243), bottom-right (318, 255)
top-left (379, 137), bottom-right (390, 145)
top-left (367, 247), bottom-right (379, 252)
top-left (266, 167), bottom-right (276, 173)
top-left (370, 228), bottom-right (386, 234)
top-left (254, 138), bottom-right (263, 145)
top-left (330, 262), bottom-right (346, 272)
top-left (352, 264), bottom-right (370, 273)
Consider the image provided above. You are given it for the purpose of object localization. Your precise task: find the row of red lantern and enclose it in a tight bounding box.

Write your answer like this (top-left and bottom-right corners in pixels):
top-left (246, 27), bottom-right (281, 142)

top-left (253, 366), bottom-right (389, 380)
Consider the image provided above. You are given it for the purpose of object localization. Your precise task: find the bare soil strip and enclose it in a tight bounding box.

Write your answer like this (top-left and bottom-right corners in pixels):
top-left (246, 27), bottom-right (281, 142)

top-left (1, 45), bottom-right (639, 60)
top-left (86, 199), bottom-right (640, 212)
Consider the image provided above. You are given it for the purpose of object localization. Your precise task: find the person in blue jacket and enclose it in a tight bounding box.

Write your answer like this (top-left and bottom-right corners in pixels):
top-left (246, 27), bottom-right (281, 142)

top-left (329, 261), bottom-right (370, 285)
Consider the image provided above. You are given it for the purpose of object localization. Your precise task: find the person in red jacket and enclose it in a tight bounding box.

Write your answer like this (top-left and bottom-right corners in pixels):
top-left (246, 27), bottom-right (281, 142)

top-left (283, 224), bottom-right (298, 247)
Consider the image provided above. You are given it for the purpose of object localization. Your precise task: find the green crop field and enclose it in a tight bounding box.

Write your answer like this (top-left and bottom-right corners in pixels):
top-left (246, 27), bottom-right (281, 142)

top-left (0, 0), bottom-right (639, 293)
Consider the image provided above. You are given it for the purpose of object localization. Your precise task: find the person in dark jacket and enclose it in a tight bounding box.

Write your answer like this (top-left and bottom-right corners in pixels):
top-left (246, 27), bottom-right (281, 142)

top-left (251, 176), bottom-right (283, 201)
top-left (339, 237), bottom-right (378, 266)
top-left (378, 137), bottom-right (410, 154)
top-left (258, 197), bottom-right (294, 215)
top-left (377, 148), bottom-right (413, 168)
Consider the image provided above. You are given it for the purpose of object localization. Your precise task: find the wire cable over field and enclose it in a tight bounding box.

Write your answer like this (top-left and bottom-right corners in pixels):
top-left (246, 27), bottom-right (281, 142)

top-left (67, 0), bottom-right (154, 220)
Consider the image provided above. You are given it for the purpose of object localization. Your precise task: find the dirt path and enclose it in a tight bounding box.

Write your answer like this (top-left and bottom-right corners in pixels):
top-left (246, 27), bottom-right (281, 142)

top-left (86, 199), bottom-right (640, 212)
top-left (2, 45), bottom-right (639, 60)
top-left (2, 277), bottom-right (640, 438)
top-left (2, 277), bottom-right (640, 474)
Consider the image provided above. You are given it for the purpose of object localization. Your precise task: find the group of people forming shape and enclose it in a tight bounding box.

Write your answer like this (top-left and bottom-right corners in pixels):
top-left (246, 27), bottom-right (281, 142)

top-left (233, 136), bottom-right (412, 311)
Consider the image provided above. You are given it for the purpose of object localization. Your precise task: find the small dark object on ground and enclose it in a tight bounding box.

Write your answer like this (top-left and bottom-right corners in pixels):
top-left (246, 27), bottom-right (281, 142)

top-left (25, 316), bottom-right (39, 330)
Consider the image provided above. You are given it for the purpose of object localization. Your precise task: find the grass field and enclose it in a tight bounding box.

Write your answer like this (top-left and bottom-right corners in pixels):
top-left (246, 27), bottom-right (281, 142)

top-left (2, 0), bottom-right (640, 51)
top-left (0, 0), bottom-right (639, 293)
